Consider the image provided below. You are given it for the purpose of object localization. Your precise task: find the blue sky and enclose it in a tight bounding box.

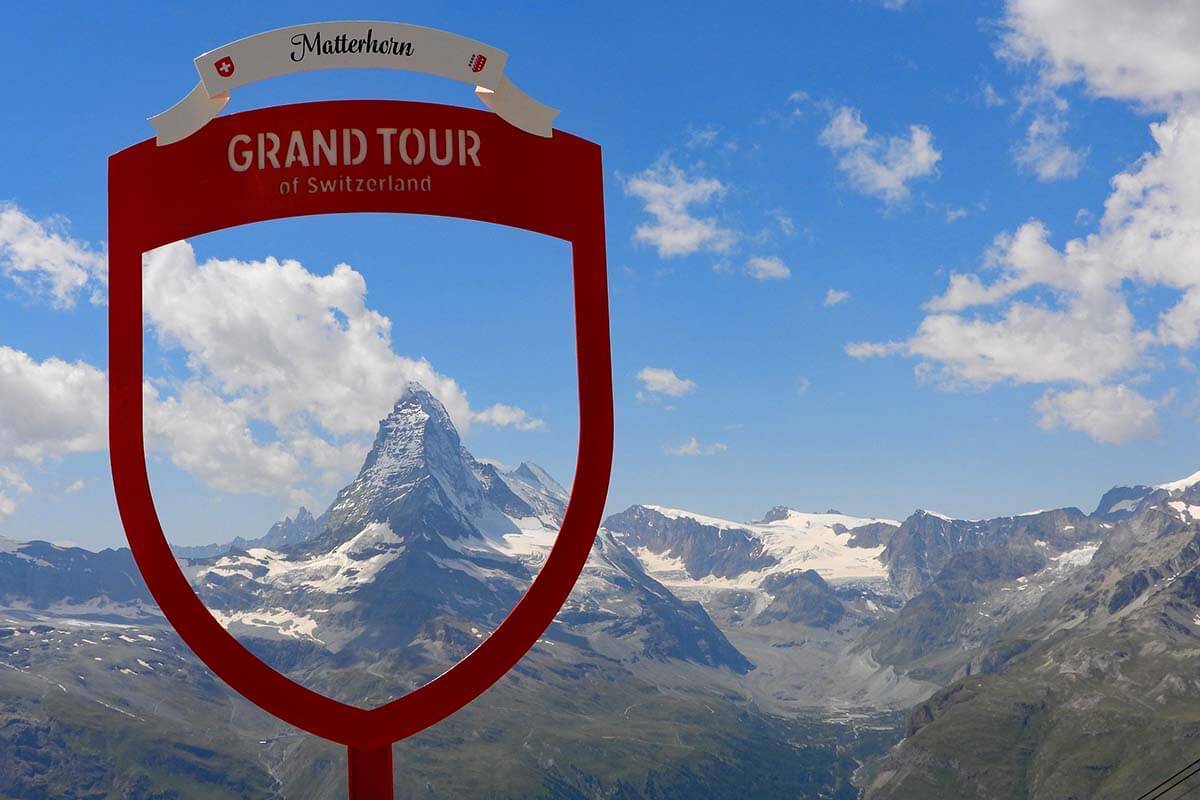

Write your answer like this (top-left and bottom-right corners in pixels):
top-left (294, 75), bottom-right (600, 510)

top-left (2, 1), bottom-right (1199, 549)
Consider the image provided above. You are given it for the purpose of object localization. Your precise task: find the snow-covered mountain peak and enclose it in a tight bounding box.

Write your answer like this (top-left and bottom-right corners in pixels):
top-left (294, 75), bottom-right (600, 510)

top-left (236, 382), bottom-right (570, 559)
top-left (1092, 469), bottom-right (1200, 521)
top-left (911, 508), bottom-right (995, 524)
top-left (635, 503), bottom-right (898, 540)
top-left (640, 504), bottom-right (753, 530)
top-left (393, 380), bottom-right (451, 414)
top-left (320, 383), bottom-right (486, 538)
top-left (376, 383), bottom-right (460, 463)
top-left (607, 504), bottom-right (899, 588)
top-left (757, 507), bottom-right (901, 531)
top-left (1157, 468), bottom-right (1200, 493)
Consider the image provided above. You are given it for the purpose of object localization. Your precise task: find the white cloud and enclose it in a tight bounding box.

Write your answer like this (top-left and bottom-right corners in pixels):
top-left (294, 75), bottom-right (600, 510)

top-left (0, 467), bottom-right (31, 495)
top-left (286, 432), bottom-right (367, 488)
top-left (624, 159), bottom-right (737, 257)
top-left (473, 404), bottom-right (545, 431)
top-left (847, 100), bottom-right (1200, 442)
top-left (143, 241), bottom-right (491, 437)
top-left (0, 203), bottom-right (106, 307)
top-left (881, 0), bottom-right (908, 9)
top-left (819, 106), bottom-right (942, 206)
top-left (666, 437), bottom-right (727, 457)
top-left (144, 381), bottom-right (303, 498)
top-left (636, 367), bottom-right (697, 398)
top-left (0, 346), bottom-right (106, 461)
top-left (1014, 113), bottom-right (1087, 181)
top-left (945, 207), bottom-right (968, 223)
top-left (1035, 384), bottom-right (1160, 444)
top-left (65, 479), bottom-right (85, 494)
top-left (846, 341), bottom-right (906, 359)
top-left (686, 126), bottom-right (720, 148)
top-left (1000, 0), bottom-right (1200, 111)
top-left (982, 82), bottom-right (1007, 107)
top-left (825, 288), bottom-right (851, 306)
top-left (745, 256), bottom-right (791, 281)
top-left (0, 343), bottom-right (319, 503)
top-left (911, 288), bottom-right (1141, 387)
top-left (0, 466), bottom-right (31, 520)
top-left (0, 346), bottom-right (104, 518)
top-left (771, 210), bottom-right (797, 237)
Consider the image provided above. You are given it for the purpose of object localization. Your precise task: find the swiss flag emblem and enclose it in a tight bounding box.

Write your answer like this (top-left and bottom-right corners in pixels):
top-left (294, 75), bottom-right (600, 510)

top-left (214, 56), bottom-right (236, 78)
top-left (468, 54), bottom-right (487, 73)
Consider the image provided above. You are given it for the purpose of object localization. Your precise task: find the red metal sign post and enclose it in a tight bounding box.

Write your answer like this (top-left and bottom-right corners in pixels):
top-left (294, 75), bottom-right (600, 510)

top-left (109, 95), bottom-right (611, 799)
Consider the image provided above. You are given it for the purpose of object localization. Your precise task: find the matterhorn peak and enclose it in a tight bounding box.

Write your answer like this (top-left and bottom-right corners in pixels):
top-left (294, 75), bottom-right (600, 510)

top-left (394, 380), bottom-right (437, 404)
top-left (389, 381), bottom-right (455, 424)
top-left (372, 383), bottom-right (460, 454)
top-left (315, 382), bottom-right (478, 535)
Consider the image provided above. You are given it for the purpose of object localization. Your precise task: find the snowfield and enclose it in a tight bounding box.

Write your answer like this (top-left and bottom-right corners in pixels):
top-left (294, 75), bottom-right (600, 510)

top-left (1157, 468), bottom-right (1200, 493)
top-left (193, 522), bottom-right (405, 595)
top-left (634, 505), bottom-right (900, 586)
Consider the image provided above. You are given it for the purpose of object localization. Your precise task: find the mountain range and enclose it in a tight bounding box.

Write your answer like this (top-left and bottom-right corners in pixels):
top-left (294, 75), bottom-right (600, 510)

top-left (1, 382), bottom-right (1198, 798)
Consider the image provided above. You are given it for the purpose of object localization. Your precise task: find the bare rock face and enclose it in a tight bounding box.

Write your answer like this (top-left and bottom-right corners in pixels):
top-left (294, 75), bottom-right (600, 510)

top-left (882, 507), bottom-right (1100, 599)
top-left (863, 473), bottom-right (1200, 800)
top-left (603, 505), bottom-right (779, 580)
top-left (754, 569), bottom-right (845, 628)
top-left (0, 538), bottom-right (154, 613)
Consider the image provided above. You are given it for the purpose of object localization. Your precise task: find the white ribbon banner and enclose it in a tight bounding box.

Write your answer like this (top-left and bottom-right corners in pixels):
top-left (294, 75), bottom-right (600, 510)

top-left (150, 21), bottom-right (559, 145)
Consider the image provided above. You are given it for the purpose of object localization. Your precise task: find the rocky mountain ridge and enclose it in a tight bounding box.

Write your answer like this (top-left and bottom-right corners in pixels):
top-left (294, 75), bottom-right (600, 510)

top-left (2, 385), bottom-right (1198, 797)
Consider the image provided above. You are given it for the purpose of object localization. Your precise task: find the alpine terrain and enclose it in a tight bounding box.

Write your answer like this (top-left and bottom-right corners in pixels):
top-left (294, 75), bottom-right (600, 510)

top-left (0, 382), bottom-right (1195, 798)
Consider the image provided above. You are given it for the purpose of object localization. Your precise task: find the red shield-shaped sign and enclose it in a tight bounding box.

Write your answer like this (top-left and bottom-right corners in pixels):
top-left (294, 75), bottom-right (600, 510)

top-left (108, 99), bottom-right (612, 796)
top-left (214, 55), bottom-right (236, 77)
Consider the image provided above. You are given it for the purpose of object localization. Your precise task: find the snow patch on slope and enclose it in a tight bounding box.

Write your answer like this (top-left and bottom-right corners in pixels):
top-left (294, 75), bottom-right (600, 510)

top-left (211, 608), bottom-right (324, 643)
top-left (1168, 500), bottom-right (1200, 520)
top-left (1049, 543), bottom-right (1099, 572)
top-left (196, 522), bottom-right (405, 595)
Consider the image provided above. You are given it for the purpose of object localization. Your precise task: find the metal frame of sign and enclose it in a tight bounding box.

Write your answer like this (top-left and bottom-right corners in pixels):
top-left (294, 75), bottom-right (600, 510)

top-left (109, 99), bottom-right (612, 798)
